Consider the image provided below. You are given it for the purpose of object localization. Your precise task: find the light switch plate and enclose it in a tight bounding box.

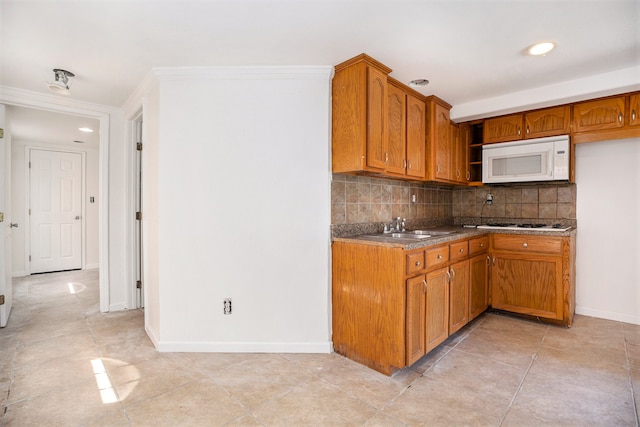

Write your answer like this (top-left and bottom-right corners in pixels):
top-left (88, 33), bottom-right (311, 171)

top-left (0, 212), bottom-right (4, 222)
top-left (0, 128), bottom-right (3, 138)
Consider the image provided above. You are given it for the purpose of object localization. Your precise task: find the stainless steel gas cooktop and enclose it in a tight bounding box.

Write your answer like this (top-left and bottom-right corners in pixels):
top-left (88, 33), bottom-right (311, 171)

top-left (476, 223), bottom-right (572, 232)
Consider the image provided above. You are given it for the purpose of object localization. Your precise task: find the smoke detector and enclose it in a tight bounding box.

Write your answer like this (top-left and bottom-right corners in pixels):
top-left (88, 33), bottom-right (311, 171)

top-left (47, 69), bottom-right (74, 95)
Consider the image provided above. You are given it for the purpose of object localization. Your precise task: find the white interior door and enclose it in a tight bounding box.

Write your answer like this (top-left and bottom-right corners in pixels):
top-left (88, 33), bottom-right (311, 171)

top-left (0, 118), bottom-right (13, 327)
top-left (30, 149), bottom-right (82, 274)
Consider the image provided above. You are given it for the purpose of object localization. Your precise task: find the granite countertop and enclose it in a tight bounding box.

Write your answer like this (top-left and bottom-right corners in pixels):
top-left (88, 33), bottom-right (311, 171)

top-left (332, 225), bottom-right (576, 250)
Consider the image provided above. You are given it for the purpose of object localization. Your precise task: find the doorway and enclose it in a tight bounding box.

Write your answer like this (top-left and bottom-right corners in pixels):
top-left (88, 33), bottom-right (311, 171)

top-left (0, 101), bottom-right (110, 315)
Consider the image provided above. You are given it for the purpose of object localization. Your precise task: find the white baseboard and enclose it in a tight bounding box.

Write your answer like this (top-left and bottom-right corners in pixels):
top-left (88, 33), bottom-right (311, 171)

top-left (576, 306), bottom-right (640, 326)
top-left (84, 263), bottom-right (100, 270)
top-left (154, 340), bottom-right (333, 354)
top-left (11, 271), bottom-right (28, 278)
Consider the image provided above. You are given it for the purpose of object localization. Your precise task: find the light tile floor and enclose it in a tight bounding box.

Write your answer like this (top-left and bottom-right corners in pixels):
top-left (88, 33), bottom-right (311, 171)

top-left (1, 269), bottom-right (639, 426)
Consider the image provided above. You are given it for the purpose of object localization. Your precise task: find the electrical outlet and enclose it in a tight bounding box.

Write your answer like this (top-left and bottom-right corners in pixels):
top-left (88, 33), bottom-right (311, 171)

top-left (486, 193), bottom-right (494, 205)
top-left (223, 298), bottom-right (232, 315)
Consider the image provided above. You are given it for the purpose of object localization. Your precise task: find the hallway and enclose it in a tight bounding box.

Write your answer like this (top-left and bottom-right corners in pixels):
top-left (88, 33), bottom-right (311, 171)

top-left (1, 269), bottom-right (638, 425)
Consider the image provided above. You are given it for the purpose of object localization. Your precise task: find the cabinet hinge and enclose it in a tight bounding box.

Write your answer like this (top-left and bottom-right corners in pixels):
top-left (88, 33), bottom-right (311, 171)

top-left (29, 161), bottom-right (31, 169)
top-left (136, 142), bottom-right (143, 151)
top-left (136, 280), bottom-right (142, 289)
top-left (0, 295), bottom-right (4, 305)
top-left (136, 211), bottom-right (142, 221)
top-left (29, 255), bottom-right (31, 262)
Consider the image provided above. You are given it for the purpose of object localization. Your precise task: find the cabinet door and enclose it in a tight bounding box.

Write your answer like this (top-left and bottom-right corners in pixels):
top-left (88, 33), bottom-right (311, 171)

top-left (450, 122), bottom-right (463, 182)
top-left (484, 114), bottom-right (523, 144)
top-left (491, 254), bottom-right (563, 320)
top-left (449, 260), bottom-right (469, 335)
top-left (406, 275), bottom-right (426, 365)
top-left (406, 94), bottom-right (426, 179)
top-left (433, 103), bottom-right (451, 181)
top-left (387, 84), bottom-right (407, 175)
top-left (630, 94), bottom-right (640, 127)
top-left (525, 106), bottom-right (571, 139)
top-left (366, 66), bottom-right (389, 169)
top-left (425, 267), bottom-right (450, 352)
top-left (469, 254), bottom-right (489, 321)
top-left (573, 97), bottom-right (625, 132)
top-left (455, 122), bottom-right (470, 183)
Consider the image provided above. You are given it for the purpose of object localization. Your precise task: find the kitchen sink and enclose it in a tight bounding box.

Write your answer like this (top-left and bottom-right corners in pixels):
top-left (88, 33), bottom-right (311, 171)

top-left (387, 233), bottom-right (433, 239)
top-left (409, 230), bottom-right (457, 236)
top-left (358, 229), bottom-right (458, 241)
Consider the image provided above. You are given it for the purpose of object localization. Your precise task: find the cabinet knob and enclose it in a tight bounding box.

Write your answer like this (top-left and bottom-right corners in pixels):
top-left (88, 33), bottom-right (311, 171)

top-left (479, 243), bottom-right (484, 247)
top-left (437, 254), bottom-right (443, 259)
top-left (517, 126), bottom-right (521, 136)
top-left (526, 125), bottom-right (530, 135)
top-left (523, 243), bottom-right (528, 248)
top-left (459, 248), bottom-right (464, 253)
top-left (618, 113), bottom-right (623, 123)
top-left (385, 152), bottom-right (389, 164)
top-left (415, 261), bottom-right (422, 267)
top-left (633, 110), bottom-right (637, 121)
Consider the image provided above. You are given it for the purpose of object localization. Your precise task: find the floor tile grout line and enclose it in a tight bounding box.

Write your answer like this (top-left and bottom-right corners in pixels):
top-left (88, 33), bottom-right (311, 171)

top-left (497, 324), bottom-right (550, 426)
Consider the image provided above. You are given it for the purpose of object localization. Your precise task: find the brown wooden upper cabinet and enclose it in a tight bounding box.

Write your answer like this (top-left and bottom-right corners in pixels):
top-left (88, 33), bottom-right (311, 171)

top-left (630, 94), bottom-right (640, 127)
top-left (572, 94), bottom-right (640, 143)
top-left (525, 105), bottom-right (571, 138)
top-left (425, 96), bottom-right (453, 182)
top-left (387, 78), bottom-right (426, 179)
top-left (483, 113), bottom-right (523, 144)
top-left (573, 96), bottom-right (625, 133)
top-left (332, 54), bottom-right (392, 174)
top-left (484, 106), bottom-right (571, 144)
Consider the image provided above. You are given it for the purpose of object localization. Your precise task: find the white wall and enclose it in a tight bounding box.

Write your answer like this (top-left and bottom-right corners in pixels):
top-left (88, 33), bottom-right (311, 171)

top-left (575, 137), bottom-right (640, 325)
top-left (137, 66), bottom-right (333, 352)
top-left (10, 140), bottom-right (100, 275)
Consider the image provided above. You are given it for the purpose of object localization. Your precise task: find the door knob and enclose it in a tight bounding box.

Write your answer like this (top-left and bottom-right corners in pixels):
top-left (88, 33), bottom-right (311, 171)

top-left (75, 216), bottom-right (81, 220)
top-left (10, 223), bottom-right (18, 228)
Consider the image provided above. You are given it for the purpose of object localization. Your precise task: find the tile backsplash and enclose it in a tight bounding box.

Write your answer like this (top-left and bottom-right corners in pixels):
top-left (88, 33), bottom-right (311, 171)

top-left (331, 174), bottom-right (453, 225)
top-left (452, 183), bottom-right (577, 225)
top-left (331, 174), bottom-right (577, 231)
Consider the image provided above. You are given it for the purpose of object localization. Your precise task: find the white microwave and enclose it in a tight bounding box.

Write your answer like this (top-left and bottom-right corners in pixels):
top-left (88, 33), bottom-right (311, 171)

top-left (482, 135), bottom-right (570, 184)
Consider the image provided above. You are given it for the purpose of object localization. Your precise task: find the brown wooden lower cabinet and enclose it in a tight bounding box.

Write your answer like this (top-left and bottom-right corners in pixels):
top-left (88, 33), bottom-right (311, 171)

top-left (469, 253), bottom-right (490, 320)
top-left (425, 267), bottom-right (450, 352)
top-left (333, 236), bottom-right (483, 375)
top-left (448, 260), bottom-right (469, 335)
top-left (490, 234), bottom-right (575, 326)
top-left (332, 232), bottom-right (575, 375)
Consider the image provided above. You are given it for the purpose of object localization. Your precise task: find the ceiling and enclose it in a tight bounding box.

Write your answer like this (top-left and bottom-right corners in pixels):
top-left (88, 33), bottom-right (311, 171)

top-left (1, 0), bottom-right (639, 146)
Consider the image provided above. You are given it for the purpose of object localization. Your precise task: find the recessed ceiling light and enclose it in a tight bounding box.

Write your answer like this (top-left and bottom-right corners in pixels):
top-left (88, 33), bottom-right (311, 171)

top-left (528, 41), bottom-right (556, 56)
top-left (79, 127), bottom-right (94, 133)
top-left (408, 79), bottom-right (430, 88)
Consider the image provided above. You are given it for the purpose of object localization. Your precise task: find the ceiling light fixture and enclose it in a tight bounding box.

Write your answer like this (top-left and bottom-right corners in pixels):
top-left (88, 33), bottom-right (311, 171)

top-left (47, 68), bottom-right (74, 95)
top-left (79, 127), bottom-right (94, 133)
top-left (408, 79), bottom-right (430, 88)
top-left (527, 41), bottom-right (556, 56)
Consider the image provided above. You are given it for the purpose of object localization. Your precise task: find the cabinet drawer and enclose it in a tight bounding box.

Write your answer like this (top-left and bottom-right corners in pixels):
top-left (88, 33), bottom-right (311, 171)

top-left (426, 246), bottom-right (449, 268)
top-left (492, 235), bottom-right (562, 254)
top-left (450, 241), bottom-right (468, 261)
top-left (406, 251), bottom-right (426, 275)
top-left (469, 236), bottom-right (489, 255)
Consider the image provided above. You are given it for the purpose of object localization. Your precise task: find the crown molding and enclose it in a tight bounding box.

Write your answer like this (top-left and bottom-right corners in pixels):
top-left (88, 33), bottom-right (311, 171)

top-left (0, 85), bottom-right (120, 117)
top-left (150, 65), bottom-right (334, 81)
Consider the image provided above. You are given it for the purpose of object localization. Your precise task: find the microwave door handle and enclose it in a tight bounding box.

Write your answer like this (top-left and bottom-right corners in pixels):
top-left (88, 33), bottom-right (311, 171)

top-left (547, 151), bottom-right (553, 177)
